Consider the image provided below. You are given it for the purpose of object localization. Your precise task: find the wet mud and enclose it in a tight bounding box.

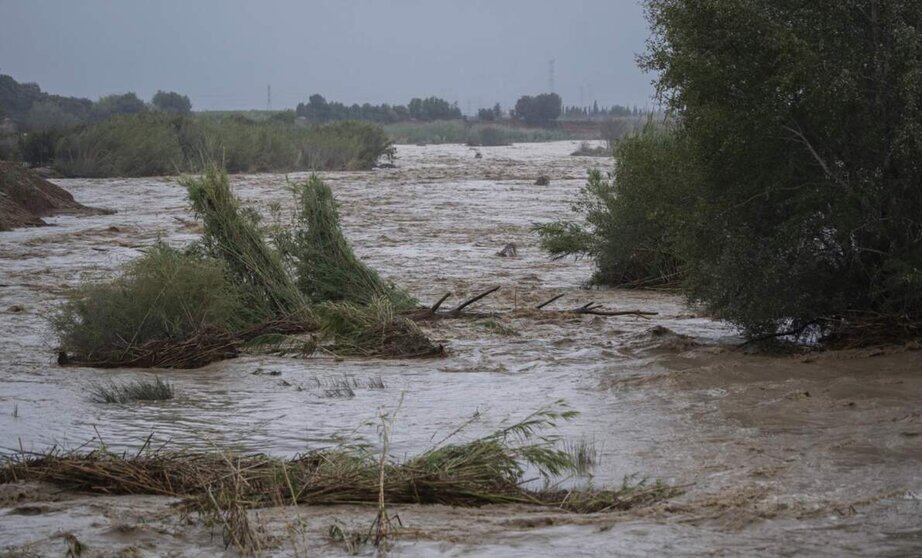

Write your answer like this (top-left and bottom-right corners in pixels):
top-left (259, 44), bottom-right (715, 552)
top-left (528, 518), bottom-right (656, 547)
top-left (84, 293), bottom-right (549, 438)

top-left (1, 141), bottom-right (920, 556)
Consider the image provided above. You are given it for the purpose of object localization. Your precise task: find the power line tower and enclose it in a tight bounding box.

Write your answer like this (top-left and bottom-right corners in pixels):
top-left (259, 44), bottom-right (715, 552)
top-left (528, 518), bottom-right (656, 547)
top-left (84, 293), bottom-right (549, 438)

top-left (548, 59), bottom-right (555, 93)
top-left (267, 84), bottom-right (272, 111)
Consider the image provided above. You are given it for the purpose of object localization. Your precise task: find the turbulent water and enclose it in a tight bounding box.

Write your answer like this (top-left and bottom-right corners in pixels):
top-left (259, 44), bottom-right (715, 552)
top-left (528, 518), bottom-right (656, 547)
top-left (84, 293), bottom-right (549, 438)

top-left (1, 141), bottom-right (920, 556)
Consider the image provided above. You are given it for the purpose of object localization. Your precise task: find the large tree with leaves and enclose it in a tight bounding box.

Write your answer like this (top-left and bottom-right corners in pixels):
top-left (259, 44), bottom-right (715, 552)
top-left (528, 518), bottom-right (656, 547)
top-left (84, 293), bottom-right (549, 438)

top-left (640, 0), bottom-right (922, 336)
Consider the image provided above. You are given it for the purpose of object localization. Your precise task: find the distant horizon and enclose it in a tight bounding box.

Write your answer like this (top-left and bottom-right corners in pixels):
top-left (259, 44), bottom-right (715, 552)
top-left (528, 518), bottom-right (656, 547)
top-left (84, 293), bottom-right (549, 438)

top-left (0, 71), bottom-right (658, 116)
top-left (0, 0), bottom-right (656, 114)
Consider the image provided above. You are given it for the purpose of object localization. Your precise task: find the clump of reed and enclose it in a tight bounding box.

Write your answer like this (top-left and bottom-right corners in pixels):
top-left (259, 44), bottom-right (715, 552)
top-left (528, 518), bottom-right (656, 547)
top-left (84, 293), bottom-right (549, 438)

top-left (311, 375), bottom-right (387, 398)
top-left (476, 317), bottom-right (519, 336)
top-left (570, 141), bottom-right (612, 157)
top-left (184, 166), bottom-right (308, 319)
top-left (562, 437), bottom-right (599, 476)
top-left (276, 175), bottom-right (415, 310)
top-left (54, 165), bottom-right (437, 368)
top-left (88, 376), bottom-right (174, 403)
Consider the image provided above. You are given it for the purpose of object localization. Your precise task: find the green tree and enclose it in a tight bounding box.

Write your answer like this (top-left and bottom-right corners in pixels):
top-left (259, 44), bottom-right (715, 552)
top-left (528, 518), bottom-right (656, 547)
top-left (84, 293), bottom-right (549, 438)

top-left (151, 90), bottom-right (192, 114)
top-left (408, 96), bottom-right (461, 121)
top-left (537, 124), bottom-right (693, 287)
top-left (640, 0), bottom-right (922, 335)
top-left (514, 93), bottom-right (562, 126)
top-left (24, 100), bottom-right (81, 130)
top-left (92, 92), bottom-right (146, 121)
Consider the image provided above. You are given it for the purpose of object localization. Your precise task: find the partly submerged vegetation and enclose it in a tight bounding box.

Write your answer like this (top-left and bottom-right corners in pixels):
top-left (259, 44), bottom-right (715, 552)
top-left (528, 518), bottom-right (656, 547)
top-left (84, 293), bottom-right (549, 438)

top-left (88, 377), bottom-right (175, 404)
top-left (0, 407), bottom-right (676, 544)
top-left (274, 174), bottom-right (415, 309)
top-left (54, 166), bottom-right (438, 368)
top-left (537, 125), bottom-right (689, 289)
top-left (539, 2), bottom-right (922, 344)
top-left (0, 406), bottom-right (676, 552)
top-left (54, 244), bottom-right (252, 364)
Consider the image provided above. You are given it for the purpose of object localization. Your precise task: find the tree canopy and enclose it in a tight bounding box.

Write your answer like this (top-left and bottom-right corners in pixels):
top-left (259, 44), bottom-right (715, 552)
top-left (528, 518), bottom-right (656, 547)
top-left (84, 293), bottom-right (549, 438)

top-left (540, 1), bottom-right (922, 340)
top-left (514, 93), bottom-right (562, 126)
top-left (296, 94), bottom-right (460, 123)
top-left (91, 92), bottom-right (147, 121)
top-left (152, 90), bottom-right (192, 114)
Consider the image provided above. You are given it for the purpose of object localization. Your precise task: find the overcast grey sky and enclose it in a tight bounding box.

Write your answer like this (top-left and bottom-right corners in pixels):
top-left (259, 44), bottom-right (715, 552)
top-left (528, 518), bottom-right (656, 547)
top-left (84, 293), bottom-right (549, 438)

top-left (0, 0), bottom-right (655, 113)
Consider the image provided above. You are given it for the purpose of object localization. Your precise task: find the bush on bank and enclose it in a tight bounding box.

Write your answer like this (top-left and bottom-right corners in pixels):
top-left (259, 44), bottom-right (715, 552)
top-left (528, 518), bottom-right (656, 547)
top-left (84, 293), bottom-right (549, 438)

top-left (540, 1), bottom-right (922, 342)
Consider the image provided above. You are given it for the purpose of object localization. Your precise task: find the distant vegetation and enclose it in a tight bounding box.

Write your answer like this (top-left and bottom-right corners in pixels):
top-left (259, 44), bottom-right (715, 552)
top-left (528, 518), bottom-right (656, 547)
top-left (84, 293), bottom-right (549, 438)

top-left (540, 1), bottom-right (922, 344)
top-left (151, 90), bottom-right (192, 114)
top-left (563, 102), bottom-right (645, 119)
top-left (52, 114), bottom-right (392, 177)
top-left (0, 76), bottom-right (393, 175)
top-left (513, 93), bottom-right (562, 126)
top-left (0, 76), bottom-right (190, 127)
top-left (296, 94), bottom-right (462, 123)
top-left (0, 73), bottom-right (653, 171)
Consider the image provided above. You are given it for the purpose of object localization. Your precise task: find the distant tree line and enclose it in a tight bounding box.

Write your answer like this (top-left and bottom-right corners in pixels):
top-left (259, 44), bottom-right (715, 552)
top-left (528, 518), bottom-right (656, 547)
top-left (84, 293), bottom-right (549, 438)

top-left (0, 74), bottom-right (191, 131)
top-left (299, 92), bottom-right (639, 129)
top-left (295, 94), bottom-right (462, 123)
top-left (562, 103), bottom-right (644, 119)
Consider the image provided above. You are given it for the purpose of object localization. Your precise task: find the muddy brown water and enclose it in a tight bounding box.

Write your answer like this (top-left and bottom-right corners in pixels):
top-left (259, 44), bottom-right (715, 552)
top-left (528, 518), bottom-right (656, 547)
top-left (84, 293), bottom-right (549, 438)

top-left (1, 142), bottom-right (920, 556)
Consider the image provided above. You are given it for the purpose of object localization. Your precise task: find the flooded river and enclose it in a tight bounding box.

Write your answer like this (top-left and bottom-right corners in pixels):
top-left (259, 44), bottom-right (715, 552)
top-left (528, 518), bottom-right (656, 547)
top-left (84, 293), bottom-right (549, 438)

top-left (1, 142), bottom-right (920, 556)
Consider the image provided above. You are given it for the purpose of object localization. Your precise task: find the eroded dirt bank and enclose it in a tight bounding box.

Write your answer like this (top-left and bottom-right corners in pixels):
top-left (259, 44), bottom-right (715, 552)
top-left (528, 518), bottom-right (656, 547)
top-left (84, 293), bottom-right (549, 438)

top-left (1, 142), bottom-right (920, 556)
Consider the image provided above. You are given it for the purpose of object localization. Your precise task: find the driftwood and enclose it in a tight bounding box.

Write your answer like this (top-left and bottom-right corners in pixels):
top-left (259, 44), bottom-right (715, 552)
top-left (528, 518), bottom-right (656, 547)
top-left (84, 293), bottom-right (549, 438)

top-left (566, 302), bottom-right (658, 318)
top-left (535, 294), bottom-right (657, 317)
top-left (536, 293), bottom-right (565, 309)
top-left (496, 243), bottom-right (518, 257)
top-left (449, 286), bottom-right (501, 316)
top-left (429, 292), bottom-right (452, 314)
top-left (411, 289), bottom-right (658, 322)
top-left (411, 287), bottom-right (502, 320)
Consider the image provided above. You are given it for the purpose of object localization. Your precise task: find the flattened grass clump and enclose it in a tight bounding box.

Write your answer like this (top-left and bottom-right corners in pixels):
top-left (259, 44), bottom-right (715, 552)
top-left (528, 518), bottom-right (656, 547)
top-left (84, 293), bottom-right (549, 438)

top-left (89, 377), bottom-right (174, 403)
top-left (317, 297), bottom-right (441, 358)
top-left (0, 408), bottom-right (677, 514)
top-left (54, 244), bottom-right (251, 367)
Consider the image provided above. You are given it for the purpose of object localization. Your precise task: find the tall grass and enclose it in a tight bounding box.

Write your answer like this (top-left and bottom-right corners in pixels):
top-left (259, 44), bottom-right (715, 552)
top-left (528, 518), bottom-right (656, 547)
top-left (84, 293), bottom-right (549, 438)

top-left (52, 113), bottom-right (393, 177)
top-left (316, 297), bottom-right (436, 357)
top-left (184, 166), bottom-right (308, 319)
top-left (276, 175), bottom-right (415, 309)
